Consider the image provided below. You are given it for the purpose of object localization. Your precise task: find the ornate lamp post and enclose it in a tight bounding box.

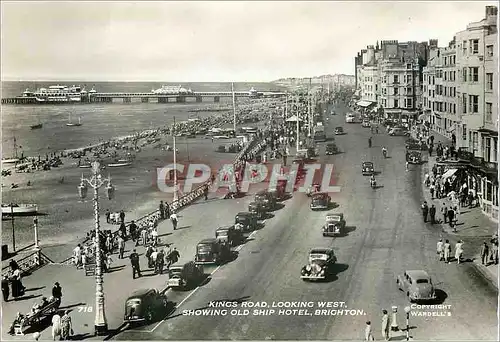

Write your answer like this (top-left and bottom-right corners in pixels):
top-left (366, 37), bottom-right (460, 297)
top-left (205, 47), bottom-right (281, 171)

top-left (78, 161), bottom-right (115, 336)
top-left (404, 306), bottom-right (412, 341)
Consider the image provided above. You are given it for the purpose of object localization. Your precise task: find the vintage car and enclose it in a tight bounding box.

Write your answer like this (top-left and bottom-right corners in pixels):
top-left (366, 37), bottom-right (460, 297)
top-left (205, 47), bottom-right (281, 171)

top-left (300, 248), bottom-right (337, 281)
top-left (167, 261), bottom-right (204, 290)
top-left (124, 288), bottom-right (169, 324)
top-left (334, 126), bottom-right (344, 135)
top-left (362, 161), bottom-right (375, 175)
top-left (405, 139), bottom-right (428, 151)
top-left (254, 191), bottom-right (277, 210)
top-left (362, 120), bottom-right (371, 128)
top-left (397, 270), bottom-right (437, 303)
top-left (325, 143), bottom-right (339, 155)
top-left (248, 201), bottom-right (268, 219)
top-left (322, 213), bottom-right (346, 236)
top-left (235, 212), bottom-right (258, 232)
top-left (406, 150), bottom-right (422, 164)
top-left (330, 110), bottom-right (336, 116)
top-left (215, 225), bottom-right (245, 246)
top-left (195, 238), bottom-right (232, 265)
top-left (389, 127), bottom-right (409, 136)
top-left (310, 192), bottom-right (331, 211)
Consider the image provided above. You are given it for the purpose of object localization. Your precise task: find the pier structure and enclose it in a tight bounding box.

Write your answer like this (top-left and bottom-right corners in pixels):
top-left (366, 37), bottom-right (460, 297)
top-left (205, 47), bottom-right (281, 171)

top-left (1, 91), bottom-right (286, 105)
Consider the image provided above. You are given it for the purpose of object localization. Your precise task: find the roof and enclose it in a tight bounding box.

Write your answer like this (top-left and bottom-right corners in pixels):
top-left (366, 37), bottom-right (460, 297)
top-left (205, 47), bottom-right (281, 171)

top-left (312, 192), bottom-right (328, 198)
top-left (236, 212), bottom-right (252, 216)
top-left (216, 225), bottom-right (233, 231)
top-left (310, 248), bottom-right (333, 254)
top-left (406, 270), bottom-right (430, 279)
top-left (128, 288), bottom-right (155, 298)
top-left (362, 161), bottom-right (374, 165)
top-left (199, 238), bottom-right (217, 244)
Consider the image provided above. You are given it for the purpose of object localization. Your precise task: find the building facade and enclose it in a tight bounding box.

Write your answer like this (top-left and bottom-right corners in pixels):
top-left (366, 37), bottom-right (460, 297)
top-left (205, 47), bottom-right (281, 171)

top-left (422, 5), bottom-right (498, 221)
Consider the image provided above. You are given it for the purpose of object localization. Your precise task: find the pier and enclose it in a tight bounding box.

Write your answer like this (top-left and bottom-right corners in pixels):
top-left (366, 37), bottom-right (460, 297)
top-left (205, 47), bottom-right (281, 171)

top-left (1, 91), bottom-right (286, 105)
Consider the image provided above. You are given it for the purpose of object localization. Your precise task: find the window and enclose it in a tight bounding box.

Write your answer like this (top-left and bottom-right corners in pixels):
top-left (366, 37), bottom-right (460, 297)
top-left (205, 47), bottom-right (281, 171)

top-left (462, 67), bottom-right (467, 82)
top-left (487, 73), bottom-right (493, 90)
top-left (407, 63), bottom-right (411, 69)
top-left (473, 132), bottom-right (478, 153)
top-left (462, 124), bottom-right (467, 142)
top-left (493, 138), bottom-right (498, 163)
top-left (453, 56), bottom-right (456, 64)
top-left (394, 87), bottom-right (399, 95)
top-left (469, 39), bottom-right (479, 54)
top-left (394, 99), bottom-right (399, 108)
top-left (486, 102), bottom-right (493, 122)
top-left (485, 137), bottom-right (491, 162)
top-left (407, 74), bottom-right (412, 83)
top-left (468, 67), bottom-right (479, 82)
top-left (394, 75), bottom-right (399, 83)
top-left (462, 41), bottom-right (467, 55)
top-left (406, 98), bottom-right (413, 108)
top-left (375, 84), bottom-right (378, 91)
top-left (486, 45), bottom-right (494, 57)
top-left (407, 87), bottom-right (412, 95)
top-left (432, 76), bottom-right (435, 85)
top-left (444, 87), bottom-right (448, 96)
top-left (383, 88), bottom-right (387, 95)
top-left (468, 95), bottom-right (479, 113)
top-left (462, 93), bottom-right (467, 113)
top-left (444, 102), bottom-right (448, 112)
top-left (444, 72), bottom-right (447, 81)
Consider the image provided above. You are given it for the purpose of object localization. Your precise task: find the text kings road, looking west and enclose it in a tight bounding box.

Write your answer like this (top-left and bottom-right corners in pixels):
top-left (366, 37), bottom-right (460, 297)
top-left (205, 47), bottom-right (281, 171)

top-left (155, 163), bottom-right (342, 194)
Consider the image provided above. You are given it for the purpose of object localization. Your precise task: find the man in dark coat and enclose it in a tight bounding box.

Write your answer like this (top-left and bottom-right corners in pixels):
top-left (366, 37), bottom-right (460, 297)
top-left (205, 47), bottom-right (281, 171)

top-left (119, 210), bottom-right (125, 224)
top-left (52, 282), bottom-right (62, 307)
top-left (2, 275), bottom-right (10, 302)
top-left (129, 249), bottom-right (141, 279)
top-left (156, 249), bottom-right (165, 275)
top-left (129, 220), bottom-right (138, 242)
top-left (159, 201), bottom-right (165, 220)
top-left (167, 248), bottom-right (180, 267)
top-left (421, 201), bottom-right (429, 223)
top-left (429, 205), bottom-right (436, 224)
top-left (447, 208), bottom-right (455, 229)
top-left (481, 242), bottom-right (490, 265)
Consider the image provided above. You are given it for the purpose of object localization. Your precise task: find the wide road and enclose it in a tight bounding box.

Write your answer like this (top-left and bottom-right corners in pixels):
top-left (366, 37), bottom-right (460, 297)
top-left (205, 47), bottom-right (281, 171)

top-left (116, 101), bottom-right (497, 341)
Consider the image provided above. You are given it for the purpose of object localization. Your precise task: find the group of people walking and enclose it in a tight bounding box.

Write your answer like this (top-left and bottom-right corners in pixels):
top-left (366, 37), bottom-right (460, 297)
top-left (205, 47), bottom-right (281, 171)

top-left (436, 239), bottom-right (464, 264)
top-left (364, 309), bottom-right (395, 341)
top-left (480, 234), bottom-right (499, 266)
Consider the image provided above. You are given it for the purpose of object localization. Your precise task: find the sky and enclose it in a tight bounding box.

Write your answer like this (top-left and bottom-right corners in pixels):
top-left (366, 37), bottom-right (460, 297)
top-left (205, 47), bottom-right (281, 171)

top-left (1, 1), bottom-right (497, 82)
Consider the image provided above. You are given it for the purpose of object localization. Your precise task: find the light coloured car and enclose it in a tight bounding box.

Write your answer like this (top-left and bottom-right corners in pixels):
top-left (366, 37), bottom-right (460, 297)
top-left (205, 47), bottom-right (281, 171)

top-left (397, 270), bottom-right (437, 303)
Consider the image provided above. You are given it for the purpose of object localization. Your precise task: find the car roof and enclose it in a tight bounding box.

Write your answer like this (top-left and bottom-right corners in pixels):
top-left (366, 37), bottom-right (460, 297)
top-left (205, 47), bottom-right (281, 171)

top-left (170, 260), bottom-right (194, 269)
top-left (406, 270), bottom-right (430, 279)
top-left (327, 213), bottom-right (343, 217)
top-left (199, 238), bottom-right (217, 244)
top-left (310, 248), bottom-right (333, 254)
top-left (128, 288), bottom-right (156, 299)
top-left (216, 225), bottom-right (233, 231)
top-left (335, 126), bottom-right (343, 129)
top-left (362, 161), bottom-right (373, 165)
top-left (236, 212), bottom-right (251, 216)
top-left (312, 192), bottom-right (328, 197)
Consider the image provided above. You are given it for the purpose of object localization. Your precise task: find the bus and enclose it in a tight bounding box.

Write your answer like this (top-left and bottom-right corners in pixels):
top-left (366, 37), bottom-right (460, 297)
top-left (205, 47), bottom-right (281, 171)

top-left (313, 126), bottom-right (326, 142)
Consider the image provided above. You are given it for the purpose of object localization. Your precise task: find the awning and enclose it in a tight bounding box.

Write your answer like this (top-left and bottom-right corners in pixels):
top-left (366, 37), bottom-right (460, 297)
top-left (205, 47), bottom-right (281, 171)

top-left (285, 115), bottom-right (303, 122)
top-left (442, 168), bottom-right (458, 181)
top-left (356, 100), bottom-right (375, 107)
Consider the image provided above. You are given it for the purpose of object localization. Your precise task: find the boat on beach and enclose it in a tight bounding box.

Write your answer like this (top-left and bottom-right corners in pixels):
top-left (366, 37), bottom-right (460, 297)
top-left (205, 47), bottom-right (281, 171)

top-left (31, 123), bottom-right (43, 130)
top-left (67, 114), bottom-right (82, 127)
top-left (107, 162), bottom-right (132, 168)
top-left (2, 136), bottom-right (20, 164)
top-left (1, 204), bottom-right (38, 216)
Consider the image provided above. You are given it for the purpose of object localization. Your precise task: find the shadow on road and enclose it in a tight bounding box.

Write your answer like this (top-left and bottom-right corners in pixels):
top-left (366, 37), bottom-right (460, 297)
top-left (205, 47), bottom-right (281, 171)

top-left (328, 202), bottom-right (340, 210)
top-left (432, 289), bottom-right (448, 304)
top-left (269, 203), bottom-right (285, 212)
top-left (25, 286), bottom-right (45, 292)
top-left (337, 226), bottom-right (356, 237)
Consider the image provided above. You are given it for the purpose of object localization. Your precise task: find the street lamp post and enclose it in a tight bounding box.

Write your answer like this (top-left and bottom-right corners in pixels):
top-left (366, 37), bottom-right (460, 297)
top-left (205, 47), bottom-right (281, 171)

top-left (78, 161), bottom-right (115, 336)
top-left (404, 306), bottom-right (411, 341)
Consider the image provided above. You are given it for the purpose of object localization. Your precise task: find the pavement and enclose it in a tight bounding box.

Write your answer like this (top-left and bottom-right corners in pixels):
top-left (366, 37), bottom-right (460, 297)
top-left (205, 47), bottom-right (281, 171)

top-left (2, 101), bottom-right (497, 341)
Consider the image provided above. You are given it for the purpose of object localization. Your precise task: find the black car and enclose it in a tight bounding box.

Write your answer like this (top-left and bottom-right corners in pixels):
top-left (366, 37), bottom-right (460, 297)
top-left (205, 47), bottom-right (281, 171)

top-left (406, 151), bottom-right (422, 164)
top-left (362, 162), bottom-right (374, 175)
top-left (334, 127), bottom-right (344, 135)
top-left (310, 192), bottom-right (331, 211)
top-left (235, 212), bottom-right (258, 232)
top-left (254, 191), bottom-right (277, 210)
top-left (326, 143), bottom-right (339, 155)
top-left (248, 201), bottom-right (268, 219)
top-left (124, 289), bottom-right (169, 324)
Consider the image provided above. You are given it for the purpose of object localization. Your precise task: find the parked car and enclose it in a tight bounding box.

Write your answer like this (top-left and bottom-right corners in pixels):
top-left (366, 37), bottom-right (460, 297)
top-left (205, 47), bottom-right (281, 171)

top-left (124, 289), bottom-right (169, 324)
top-left (397, 270), bottom-right (437, 303)
top-left (362, 161), bottom-right (374, 175)
top-left (300, 248), bottom-right (337, 281)
top-left (254, 191), bottom-right (277, 210)
top-left (234, 212), bottom-right (258, 232)
top-left (406, 150), bottom-right (422, 164)
top-left (322, 213), bottom-right (346, 236)
top-left (334, 126), bottom-right (344, 135)
top-left (195, 238), bottom-right (232, 265)
top-left (167, 261), bottom-right (204, 290)
top-left (326, 143), bottom-right (339, 155)
top-left (248, 201), bottom-right (268, 219)
top-left (389, 127), bottom-right (409, 136)
top-left (310, 192), bottom-right (331, 211)
top-left (215, 225), bottom-right (245, 246)
top-left (362, 120), bottom-right (370, 128)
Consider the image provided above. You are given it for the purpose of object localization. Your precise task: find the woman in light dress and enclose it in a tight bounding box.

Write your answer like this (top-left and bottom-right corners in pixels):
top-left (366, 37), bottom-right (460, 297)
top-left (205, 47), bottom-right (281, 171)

top-left (51, 312), bottom-right (61, 340)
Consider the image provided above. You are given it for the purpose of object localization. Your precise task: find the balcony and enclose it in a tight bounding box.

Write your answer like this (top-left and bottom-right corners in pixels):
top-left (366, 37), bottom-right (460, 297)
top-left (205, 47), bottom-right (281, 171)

top-left (457, 148), bottom-right (498, 174)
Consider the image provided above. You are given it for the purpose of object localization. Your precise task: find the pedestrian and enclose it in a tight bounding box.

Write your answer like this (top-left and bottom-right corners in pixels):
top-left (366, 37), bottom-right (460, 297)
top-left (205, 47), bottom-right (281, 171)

top-left (365, 321), bottom-right (374, 341)
top-left (165, 202), bottom-right (171, 218)
top-left (421, 201), bottom-right (429, 223)
top-left (447, 208), bottom-right (455, 232)
top-left (204, 184), bottom-right (209, 200)
top-left (405, 161), bottom-right (409, 171)
top-left (129, 249), bottom-right (141, 279)
top-left (168, 247), bottom-right (180, 266)
top-left (2, 275), bottom-right (10, 302)
top-left (437, 239), bottom-right (444, 261)
top-left (119, 222), bottom-right (127, 239)
top-left (490, 236), bottom-right (499, 265)
top-left (381, 310), bottom-right (390, 340)
top-left (159, 201), bottom-right (165, 220)
top-left (156, 249), bottom-right (165, 274)
top-left (105, 209), bottom-right (111, 224)
top-left (52, 282), bottom-right (62, 307)
top-left (481, 242), bottom-right (490, 265)
top-left (444, 239), bottom-right (451, 263)
top-left (455, 240), bottom-right (464, 264)
top-left (170, 211), bottom-right (178, 230)
top-left (129, 220), bottom-right (138, 242)
top-left (60, 310), bottom-right (73, 340)
top-left (146, 245), bottom-right (154, 268)
top-left (424, 173), bottom-right (430, 187)
top-left (119, 210), bottom-right (125, 224)
top-left (51, 312), bottom-right (62, 341)
top-left (441, 204), bottom-right (447, 223)
top-left (429, 204), bottom-right (436, 224)
top-left (429, 145), bottom-right (433, 156)
top-left (430, 183), bottom-right (435, 199)
top-left (73, 244), bottom-right (82, 269)
top-left (151, 228), bottom-right (159, 247)
top-left (11, 267), bottom-right (25, 298)
top-left (118, 236), bottom-right (125, 259)
top-left (140, 227), bottom-right (147, 246)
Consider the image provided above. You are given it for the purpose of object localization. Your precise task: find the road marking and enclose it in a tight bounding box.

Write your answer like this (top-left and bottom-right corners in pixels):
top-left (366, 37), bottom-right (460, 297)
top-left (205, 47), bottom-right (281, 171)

top-left (149, 265), bottom-right (221, 333)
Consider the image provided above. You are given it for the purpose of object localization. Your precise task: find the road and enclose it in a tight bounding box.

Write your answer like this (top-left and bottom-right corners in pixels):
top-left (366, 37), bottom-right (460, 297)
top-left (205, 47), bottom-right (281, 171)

top-left (115, 101), bottom-right (498, 341)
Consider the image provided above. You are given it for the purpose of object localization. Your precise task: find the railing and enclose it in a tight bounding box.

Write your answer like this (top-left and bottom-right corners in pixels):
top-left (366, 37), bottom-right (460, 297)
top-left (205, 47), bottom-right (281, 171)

top-left (2, 250), bottom-right (53, 277)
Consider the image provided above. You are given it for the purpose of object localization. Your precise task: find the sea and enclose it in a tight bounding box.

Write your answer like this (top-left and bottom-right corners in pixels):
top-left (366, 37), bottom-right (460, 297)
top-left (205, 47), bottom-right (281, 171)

top-left (0, 81), bottom-right (283, 254)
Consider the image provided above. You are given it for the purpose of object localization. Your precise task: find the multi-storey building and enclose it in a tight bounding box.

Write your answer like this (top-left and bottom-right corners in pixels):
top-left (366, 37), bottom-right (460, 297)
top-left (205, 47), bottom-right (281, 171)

top-left (420, 5), bottom-right (497, 221)
top-left (355, 40), bottom-right (427, 120)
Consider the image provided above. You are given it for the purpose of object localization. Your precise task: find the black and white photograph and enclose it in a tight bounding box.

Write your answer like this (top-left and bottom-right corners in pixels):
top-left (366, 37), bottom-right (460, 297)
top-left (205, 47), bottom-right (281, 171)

top-left (1, 1), bottom-right (498, 341)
